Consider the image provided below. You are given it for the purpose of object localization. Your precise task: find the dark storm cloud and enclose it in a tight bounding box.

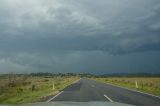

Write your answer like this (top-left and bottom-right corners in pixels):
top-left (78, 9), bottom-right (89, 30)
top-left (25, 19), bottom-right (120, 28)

top-left (0, 0), bottom-right (160, 73)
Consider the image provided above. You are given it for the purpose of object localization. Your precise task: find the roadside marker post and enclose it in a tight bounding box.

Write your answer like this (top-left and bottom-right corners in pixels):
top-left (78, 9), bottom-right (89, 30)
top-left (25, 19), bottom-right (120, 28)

top-left (135, 81), bottom-right (138, 89)
top-left (53, 81), bottom-right (55, 90)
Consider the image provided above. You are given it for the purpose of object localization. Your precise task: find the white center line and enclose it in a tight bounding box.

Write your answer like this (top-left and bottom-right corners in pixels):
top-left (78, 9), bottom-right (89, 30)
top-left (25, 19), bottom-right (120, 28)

top-left (104, 94), bottom-right (114, 102)
top-left (46, 91), bottom-right (63, 102)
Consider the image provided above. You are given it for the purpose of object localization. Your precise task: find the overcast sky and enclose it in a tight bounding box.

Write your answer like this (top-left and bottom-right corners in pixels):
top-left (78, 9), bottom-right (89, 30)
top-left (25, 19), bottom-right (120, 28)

top-left (0, 0), bottom-right (160, 74)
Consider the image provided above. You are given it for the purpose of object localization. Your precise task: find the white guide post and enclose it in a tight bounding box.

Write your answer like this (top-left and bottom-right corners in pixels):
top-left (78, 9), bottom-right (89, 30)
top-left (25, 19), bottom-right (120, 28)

top-left (135, 80), bottom-right (138, 89)
top-left (53, 81), bottom-right (55, 90)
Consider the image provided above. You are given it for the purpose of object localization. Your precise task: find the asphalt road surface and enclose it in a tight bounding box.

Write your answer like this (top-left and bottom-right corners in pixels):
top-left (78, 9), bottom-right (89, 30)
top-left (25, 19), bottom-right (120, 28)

top-left (49, 78), bottom-right (160, 106)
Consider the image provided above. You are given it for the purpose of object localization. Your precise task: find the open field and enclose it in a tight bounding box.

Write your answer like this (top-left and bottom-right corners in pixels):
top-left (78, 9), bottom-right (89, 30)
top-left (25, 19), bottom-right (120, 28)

top-left (91, 77), bottom-right (160, 96)
top-left (0, 75), bottom-right (79, 104)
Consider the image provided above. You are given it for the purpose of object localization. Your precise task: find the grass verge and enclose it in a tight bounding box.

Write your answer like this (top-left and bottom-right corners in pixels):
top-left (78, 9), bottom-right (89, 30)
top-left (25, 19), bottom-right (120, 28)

top-left (0, 76), bottom-right (79, 104)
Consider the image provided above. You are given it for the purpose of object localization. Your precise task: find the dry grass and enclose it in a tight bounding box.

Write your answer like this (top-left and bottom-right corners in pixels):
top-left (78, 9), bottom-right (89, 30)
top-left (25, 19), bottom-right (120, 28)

top-left (0, 75), bottom-right (79, 104)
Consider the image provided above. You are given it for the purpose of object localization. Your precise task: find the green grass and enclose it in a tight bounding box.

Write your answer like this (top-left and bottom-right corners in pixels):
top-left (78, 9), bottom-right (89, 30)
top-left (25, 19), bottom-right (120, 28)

top-left (90, 77), bottom-right (160, 96)
top-left (0, 76), bottom-right (79, 104)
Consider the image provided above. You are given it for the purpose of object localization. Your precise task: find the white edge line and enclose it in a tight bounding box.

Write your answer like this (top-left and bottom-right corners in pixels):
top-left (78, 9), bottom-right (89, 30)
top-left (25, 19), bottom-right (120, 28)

top-left (73, 78), bottom-right (81, 84)
top-left (46, 78), bottom-right (81, 102)
top-left (106, 82), bottom-right (160, 99)
top-left (46, 91), bottom-right (63, 102)
top-left (104, 94), bottom-right (113, 102)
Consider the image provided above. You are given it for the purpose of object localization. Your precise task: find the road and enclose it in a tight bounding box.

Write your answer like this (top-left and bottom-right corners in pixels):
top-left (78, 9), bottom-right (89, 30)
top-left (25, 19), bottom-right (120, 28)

top-left (48, 78), bottom-right (160, 106)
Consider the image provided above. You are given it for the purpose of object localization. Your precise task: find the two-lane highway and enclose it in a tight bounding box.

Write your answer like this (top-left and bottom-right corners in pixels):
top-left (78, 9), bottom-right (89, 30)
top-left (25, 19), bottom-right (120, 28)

top-left (48, 78), bottom-right (160, 106)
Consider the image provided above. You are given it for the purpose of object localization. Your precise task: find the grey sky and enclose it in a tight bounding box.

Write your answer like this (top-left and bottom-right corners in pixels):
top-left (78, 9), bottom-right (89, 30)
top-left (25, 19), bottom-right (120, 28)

top-left (0, 0), bottom-right (160, 74)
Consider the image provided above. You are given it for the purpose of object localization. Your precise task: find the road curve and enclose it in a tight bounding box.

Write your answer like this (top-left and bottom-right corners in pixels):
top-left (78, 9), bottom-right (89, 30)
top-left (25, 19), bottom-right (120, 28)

top-left (49, 78), bottom-right (160, 106)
